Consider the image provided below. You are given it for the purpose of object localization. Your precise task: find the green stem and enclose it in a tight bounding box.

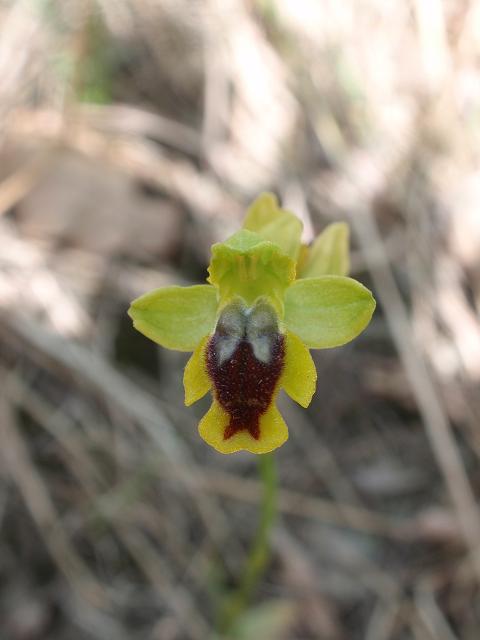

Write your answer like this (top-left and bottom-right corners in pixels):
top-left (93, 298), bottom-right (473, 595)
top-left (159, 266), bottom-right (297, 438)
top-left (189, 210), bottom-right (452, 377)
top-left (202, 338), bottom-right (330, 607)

top-left (217, 453), bottom-right (277, 635)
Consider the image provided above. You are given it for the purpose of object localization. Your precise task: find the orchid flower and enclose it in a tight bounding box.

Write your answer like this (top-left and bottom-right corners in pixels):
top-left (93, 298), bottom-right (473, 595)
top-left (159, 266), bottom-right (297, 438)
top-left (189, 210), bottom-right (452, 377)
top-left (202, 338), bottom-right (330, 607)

top-left (128, 194), bottom-right (375, 454)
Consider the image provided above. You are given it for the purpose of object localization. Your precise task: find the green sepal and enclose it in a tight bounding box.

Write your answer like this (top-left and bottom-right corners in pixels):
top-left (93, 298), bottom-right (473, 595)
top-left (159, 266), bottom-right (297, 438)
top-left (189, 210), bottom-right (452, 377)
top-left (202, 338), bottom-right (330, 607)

top-left (284, 276), bottom-right (375, 349)
top-left (128, 285), bottom-right (218, 351)
top-left (208, 229), bottom-right (295, 314)
top-left (242, 192), bottom-right (303, 261)
top-left (300, 222), bottom-right (350, 278)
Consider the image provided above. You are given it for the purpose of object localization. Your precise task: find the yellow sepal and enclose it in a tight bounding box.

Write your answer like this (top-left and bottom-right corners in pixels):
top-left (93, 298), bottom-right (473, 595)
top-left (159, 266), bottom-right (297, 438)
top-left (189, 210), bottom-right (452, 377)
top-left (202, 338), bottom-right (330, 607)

top-left (242, 192), bottom-right (303, 261)
top-left (281, 331), bottom-right (317, 408)
top-left (183, 336), bottom-right (211, 406)
top-left (208, 229), bottom-right (295, 316)
top-left (198, 401), bottom-right (288, 454)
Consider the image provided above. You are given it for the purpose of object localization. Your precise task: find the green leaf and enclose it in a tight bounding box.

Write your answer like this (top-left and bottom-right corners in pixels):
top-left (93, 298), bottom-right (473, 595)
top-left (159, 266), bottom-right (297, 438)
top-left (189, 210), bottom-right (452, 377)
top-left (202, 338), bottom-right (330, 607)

top-left (300, 222), bottom-right (350, 278)
top-left (208, 229), bottom-right (295, 314)
top-left (231, 600), bottom-right (296, 640)
top-left (243, 192), bottom-right (303, 261)
top-left (128, 285), bottom-right (218, 351)
top-left (284, 276), bottom-right (375, 349)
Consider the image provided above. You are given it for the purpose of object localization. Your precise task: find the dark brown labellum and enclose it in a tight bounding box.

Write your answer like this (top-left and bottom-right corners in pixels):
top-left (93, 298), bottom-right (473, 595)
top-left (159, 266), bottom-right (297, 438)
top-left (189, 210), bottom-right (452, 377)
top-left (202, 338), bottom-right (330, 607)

top-left (206, 300), bottom-right (285, 440)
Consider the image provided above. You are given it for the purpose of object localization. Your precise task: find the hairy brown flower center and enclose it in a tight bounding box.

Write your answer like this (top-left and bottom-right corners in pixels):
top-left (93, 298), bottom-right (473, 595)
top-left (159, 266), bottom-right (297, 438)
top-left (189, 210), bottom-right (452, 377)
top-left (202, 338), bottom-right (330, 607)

top-left (206, 301), bottom-right (284, 440)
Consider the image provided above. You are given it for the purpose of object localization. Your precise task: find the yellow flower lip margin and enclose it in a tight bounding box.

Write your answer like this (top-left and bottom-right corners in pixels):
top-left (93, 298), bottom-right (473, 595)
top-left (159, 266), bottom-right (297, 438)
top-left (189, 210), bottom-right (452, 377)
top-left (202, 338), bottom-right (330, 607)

top-left (128, 193), bottom-right (376, 454)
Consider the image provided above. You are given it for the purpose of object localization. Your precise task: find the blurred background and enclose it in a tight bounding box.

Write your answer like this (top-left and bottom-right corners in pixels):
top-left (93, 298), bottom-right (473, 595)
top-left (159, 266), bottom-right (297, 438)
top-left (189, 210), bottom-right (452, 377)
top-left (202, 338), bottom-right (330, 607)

top-left (1, 0), bottom-right (480, 638)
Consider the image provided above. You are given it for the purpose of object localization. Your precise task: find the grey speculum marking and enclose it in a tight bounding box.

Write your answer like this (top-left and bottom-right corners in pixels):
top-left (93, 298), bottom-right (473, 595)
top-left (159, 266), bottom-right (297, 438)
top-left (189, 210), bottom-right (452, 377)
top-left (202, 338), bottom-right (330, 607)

top-left (206, 300), bottom-right (285, 440)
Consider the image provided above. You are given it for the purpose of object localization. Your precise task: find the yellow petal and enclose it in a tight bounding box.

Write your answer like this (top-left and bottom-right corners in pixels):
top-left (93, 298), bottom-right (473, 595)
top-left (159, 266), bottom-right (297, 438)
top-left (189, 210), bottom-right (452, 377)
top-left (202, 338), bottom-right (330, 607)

top-left (281, 331), bottom-right (317, 408)
top-left (198, 401), bottom-right (288, 454)
top-left (183, 336), bottom-right (211, 406)
top-left (296, 243), bottom-right (310, 274)
top-left (300, 222), bottom-right (350, 278)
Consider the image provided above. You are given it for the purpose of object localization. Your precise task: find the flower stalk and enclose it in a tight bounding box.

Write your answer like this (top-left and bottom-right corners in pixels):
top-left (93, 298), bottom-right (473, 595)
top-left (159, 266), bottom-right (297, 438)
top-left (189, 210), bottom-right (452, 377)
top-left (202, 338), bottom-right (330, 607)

top-left (217, 452), bottom-right (277, 635)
